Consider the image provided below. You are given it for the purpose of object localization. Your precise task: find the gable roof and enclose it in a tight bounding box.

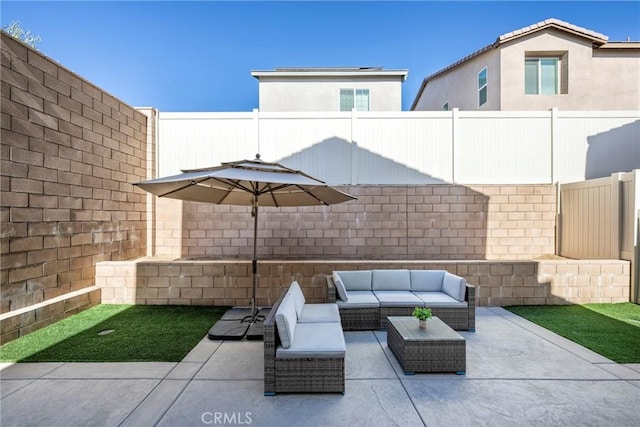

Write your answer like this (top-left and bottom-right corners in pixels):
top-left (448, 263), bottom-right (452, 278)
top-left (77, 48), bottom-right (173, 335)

top-left (410, 18), bottom-right (615, 110)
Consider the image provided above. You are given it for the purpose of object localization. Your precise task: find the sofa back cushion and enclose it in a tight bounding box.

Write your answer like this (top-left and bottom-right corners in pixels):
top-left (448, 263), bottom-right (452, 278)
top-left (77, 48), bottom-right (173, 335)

top-left (275, 293), bottom-right (297, 349)
top-left (442, 272), bottom-right (467, 302)
top-left (372, 269), bottom-right (411, 291)
top-left (334, 271), bottom-right (372, 291)
top-left (410, 270), bottom-right (445, 292)
top-left (288, 281), bottom-right (306, 318)
top-left (332, 272), bottom-right (349, 301)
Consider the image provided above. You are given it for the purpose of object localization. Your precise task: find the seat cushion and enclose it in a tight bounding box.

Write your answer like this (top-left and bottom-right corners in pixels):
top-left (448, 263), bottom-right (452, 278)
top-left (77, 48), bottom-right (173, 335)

top-left (298, 303), bottom-right (341, 323)
top-left (334, 271), bottom-right (372, 291)
top-left (410, 270), bottom-right (445, 292)
top-left (372, 269), bottom-right (411, 291)
top-left (413, 292), bottom-right (469, 307)
top-left (275, 294), bottom-right (297, 349)
top-left (288, 281), bottom-right (306, 318)
top-left (443, 272), bottom-right (467, 302)
top-left (336, 291), bottom-right (380, 308)
top-left (373, 291), bottom-right (423, 307)
top-left (332, 272), bottom-right (349, 302)
top-left (276, 322), bottom-right (346, 359)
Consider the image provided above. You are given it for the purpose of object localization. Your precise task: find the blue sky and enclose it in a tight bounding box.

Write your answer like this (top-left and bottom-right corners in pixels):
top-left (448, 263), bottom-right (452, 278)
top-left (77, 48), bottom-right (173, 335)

top-left (2, 1), bottom-right (639, 111)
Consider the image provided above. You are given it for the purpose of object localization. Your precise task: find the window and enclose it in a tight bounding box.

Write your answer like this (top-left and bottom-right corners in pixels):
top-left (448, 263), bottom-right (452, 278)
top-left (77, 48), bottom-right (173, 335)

top-left (442, 102), bottom-right (449, 111)
top-left (478, 68), bottom-right (487, 107)
top-left (340, 88), bottom-right (369, 111)
top-left (525, 57), bottom-right (560, 95)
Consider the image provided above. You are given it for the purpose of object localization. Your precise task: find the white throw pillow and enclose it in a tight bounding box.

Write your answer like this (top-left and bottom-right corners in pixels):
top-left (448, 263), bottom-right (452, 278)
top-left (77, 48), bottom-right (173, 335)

top-left (442, 273), bottom-right (467, 302)
top-left (288, 281), bottom-right (306, 318)
top-left (332, 272), bottom-right (349, 302)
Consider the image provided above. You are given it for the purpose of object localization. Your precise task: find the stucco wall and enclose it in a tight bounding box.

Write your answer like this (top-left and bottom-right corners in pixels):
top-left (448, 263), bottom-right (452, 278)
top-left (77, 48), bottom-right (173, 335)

top-left (0, 33), bottom-right (149, 313)
top-left (414, 29), bottom-right (640, 111)
top-left (152, 184), bottom-right (557, 261)
top-left (258, 77), bottom-right (403, 111)
top-left (413, 49), bottom-right (501, 111)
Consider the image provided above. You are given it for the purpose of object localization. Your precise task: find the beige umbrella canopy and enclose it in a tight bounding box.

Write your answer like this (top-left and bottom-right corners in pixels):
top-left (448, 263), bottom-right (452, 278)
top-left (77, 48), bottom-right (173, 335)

top-left (134, 155), bottom-right (356, 325)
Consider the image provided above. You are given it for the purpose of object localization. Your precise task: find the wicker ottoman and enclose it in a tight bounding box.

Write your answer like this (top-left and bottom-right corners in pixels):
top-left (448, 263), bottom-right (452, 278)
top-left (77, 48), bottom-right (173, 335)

top-left (387, 316), bottom-right (466, 375)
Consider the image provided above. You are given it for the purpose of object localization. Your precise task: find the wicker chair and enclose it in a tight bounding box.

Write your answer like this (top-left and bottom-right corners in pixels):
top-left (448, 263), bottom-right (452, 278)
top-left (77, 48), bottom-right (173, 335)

top-left (264, 289), bottom-right (345, 395)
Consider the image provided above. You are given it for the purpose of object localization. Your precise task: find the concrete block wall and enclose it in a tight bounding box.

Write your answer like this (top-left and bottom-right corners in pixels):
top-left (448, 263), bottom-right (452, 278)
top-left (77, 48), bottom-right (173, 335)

top-left (96, 259), bottom-right (630, 307)
top-left (0, 286), bottom-right (101, 344)
top-left (1, 33), bottom-right (148, 314)
top-left (154, 184), bottom-right (557, 260)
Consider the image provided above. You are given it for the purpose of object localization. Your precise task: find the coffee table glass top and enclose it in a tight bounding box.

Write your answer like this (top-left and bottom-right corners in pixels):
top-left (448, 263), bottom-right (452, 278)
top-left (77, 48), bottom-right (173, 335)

top-left (387, 316), bottom-right (464, 341)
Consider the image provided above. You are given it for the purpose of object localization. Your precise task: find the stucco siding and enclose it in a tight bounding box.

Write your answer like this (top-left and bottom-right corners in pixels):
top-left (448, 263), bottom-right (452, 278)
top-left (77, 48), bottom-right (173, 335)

top-left (501, 31), bottom-right (600, 110)
top-left (590, 51), bottom-right (640, 110)
top-left (413, 49), bottom-right (501, 111)
top-left (414, 27), bottom-right (640, 111)
top-left (258, 78), bottom-right (403, 112)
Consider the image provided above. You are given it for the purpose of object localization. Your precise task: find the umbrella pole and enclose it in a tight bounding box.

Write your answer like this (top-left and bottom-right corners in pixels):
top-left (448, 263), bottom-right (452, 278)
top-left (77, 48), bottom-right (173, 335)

top-left (251, 201), bottom-right (258, 322)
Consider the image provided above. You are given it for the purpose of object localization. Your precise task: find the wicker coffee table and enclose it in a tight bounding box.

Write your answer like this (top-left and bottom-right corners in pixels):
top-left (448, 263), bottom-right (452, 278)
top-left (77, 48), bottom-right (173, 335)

top-left (387, 316), bottom-right (466, 375)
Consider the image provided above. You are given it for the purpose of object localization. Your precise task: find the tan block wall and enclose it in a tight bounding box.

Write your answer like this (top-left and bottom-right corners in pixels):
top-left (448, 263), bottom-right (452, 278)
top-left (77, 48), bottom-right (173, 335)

top-left (0, 286), bottom-right (101, 344)
top-left (96, 259), bottom-right (629, 307)
top-left (154, 184), bottom-right (556, 260)
top-left (1, 33), bottom-right (148, 313)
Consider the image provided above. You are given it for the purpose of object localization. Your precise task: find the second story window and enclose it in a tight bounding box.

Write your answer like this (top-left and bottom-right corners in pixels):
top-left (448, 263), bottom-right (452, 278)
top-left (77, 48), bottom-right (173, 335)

top-left (525, 57), bottom-right (559, 94)
top-left (478, 67), bottom-right (488, 107)
top-left (340, 88), bottom-right (369, 111)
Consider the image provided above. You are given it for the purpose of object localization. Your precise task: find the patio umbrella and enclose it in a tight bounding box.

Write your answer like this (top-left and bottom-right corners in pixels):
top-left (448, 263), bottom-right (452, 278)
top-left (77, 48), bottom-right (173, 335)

top-left (133, 155), bottom-right (356, 327)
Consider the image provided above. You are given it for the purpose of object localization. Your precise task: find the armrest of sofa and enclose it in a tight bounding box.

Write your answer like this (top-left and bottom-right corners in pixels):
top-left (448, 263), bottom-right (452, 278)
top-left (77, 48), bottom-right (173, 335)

top-left (465, 283), bottom-right (476, 332)
top-left (326, 276), bottom-right (337, 303)
top-left (264, 289), bottom-right (288, 396)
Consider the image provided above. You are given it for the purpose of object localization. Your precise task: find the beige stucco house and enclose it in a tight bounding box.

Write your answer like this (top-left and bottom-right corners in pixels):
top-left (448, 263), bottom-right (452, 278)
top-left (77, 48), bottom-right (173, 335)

top-left (411, 18), bottom-right (640, 111)
top-left (251, 67), bottom-right (408, 112)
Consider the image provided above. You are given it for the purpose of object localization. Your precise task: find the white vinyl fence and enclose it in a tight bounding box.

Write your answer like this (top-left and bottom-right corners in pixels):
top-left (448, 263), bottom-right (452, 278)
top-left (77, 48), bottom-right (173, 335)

top-left (157, 109), bottom-right (639, 185)
top-left (558, 170), bottom-right (640, 303)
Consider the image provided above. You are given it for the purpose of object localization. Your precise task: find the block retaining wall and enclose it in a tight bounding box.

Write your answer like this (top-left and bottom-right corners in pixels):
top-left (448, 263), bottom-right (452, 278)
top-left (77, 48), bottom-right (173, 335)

top-left (96, 258), bottom-right (630, 307)
top-left (0, 286), bottom-right (100, 344)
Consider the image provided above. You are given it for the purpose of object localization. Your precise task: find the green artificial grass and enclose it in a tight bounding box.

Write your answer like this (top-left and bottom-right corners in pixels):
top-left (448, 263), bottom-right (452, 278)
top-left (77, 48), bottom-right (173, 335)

top-left (0, 304), bottom-right (226, 363)
top-left (506, 303), bottom-right (640, 363)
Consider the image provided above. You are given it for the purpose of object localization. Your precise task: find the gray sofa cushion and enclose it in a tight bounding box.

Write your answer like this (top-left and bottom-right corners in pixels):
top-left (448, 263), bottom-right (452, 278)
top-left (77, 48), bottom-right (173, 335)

top-left (443, 272), bottom-right (467, 302)
top-left (336, 291), bottom-right (380, 308)
top-left (298, 303), bottom-right (340, 323)
top-left (288, 281), bottom-right (306, 318)
top-left (332, 272), bottom-right (349, 301)
top-left (410, 270), bottom-right (445, 292)
top-left (276, 323), bottom-right (346, 359)
top-left (373, 291), bottom-right (423, 307)
top-left (335, 270), bottom-right (372, 291)
top-left (413, 292), bottom-right (469, 307)
top-left (372, 269), bottom-right (411, 291)
top-left (275, 294), bottom-right (297, 349)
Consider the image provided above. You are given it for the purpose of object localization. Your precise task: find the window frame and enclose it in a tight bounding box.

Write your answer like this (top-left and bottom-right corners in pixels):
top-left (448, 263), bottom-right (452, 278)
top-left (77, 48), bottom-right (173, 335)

top-left (525, 56), bottom-right (562, 95)
top-left (478, 67), bottom-right (488, 107)
top-left (339, 88), bottom-right (370, 111)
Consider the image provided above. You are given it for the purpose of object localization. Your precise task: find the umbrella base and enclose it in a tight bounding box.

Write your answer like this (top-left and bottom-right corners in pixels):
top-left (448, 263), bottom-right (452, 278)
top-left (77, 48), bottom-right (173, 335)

top-left (208, 307), bottom-right (270, 340)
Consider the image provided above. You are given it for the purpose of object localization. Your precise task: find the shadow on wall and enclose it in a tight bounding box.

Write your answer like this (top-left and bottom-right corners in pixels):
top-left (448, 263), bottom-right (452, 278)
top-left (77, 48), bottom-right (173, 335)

top-left (277, 137), bottom-right (448, 185)
top-left (586, 120), bottom-right (640, 179)
top-left (177, 138), bottom-right (489, 261)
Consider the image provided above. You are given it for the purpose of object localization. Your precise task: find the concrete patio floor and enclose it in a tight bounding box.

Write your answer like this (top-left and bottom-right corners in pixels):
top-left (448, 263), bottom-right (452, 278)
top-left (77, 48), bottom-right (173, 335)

top-left (1, 307), bottom-right (639, 427)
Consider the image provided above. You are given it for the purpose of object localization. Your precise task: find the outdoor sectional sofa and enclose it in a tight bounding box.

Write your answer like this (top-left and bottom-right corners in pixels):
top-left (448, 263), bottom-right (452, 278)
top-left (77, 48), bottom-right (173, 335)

top-left (326, 269), bottom-right (475, 331)
top-left (264, 281), bottom-right (345, 395)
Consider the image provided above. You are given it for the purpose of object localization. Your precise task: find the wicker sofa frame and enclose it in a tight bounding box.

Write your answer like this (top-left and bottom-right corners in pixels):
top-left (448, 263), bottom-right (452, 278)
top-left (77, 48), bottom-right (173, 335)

top-left (326, 275), bottom-right (476, 332)
top-left (264, 289), bottom-right (345, 395)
